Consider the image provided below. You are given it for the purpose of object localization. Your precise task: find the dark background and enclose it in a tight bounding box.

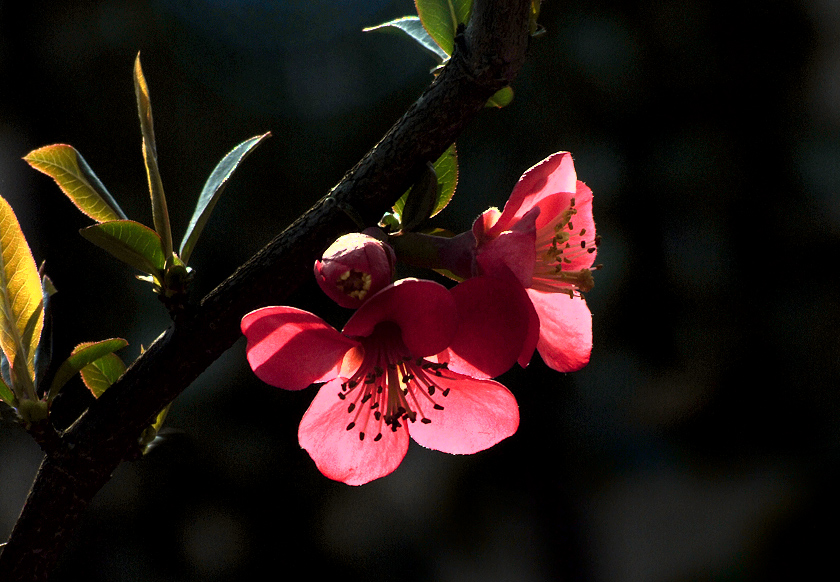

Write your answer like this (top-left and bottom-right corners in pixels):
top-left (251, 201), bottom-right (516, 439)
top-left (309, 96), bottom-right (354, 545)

top-left (1, 0), bottom-right (837, 580)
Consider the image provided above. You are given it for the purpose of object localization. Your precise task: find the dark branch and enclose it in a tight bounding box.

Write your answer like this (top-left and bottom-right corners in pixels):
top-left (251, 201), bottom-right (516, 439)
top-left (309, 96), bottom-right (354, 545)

top-left (0, 0), bottom-right (531, 578)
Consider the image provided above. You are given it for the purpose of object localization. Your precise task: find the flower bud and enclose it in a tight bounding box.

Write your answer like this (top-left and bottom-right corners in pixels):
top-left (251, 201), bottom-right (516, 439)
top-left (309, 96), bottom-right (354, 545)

top-left (314, 232), bottom-right (396, 308)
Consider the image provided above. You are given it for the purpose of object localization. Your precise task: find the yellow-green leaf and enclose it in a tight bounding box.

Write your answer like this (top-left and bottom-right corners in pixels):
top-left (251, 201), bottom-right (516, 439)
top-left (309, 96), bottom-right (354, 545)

top-left (48, 338), bottom-right (128, 400)
top-left (80, 220), bottom-right (166, 279)
top-left (0, 375), bottom-right (15, 407)
top-left (0, 195), bottom-right (43, 398)
top-left (414, 0), bottom-right (473, 56)
top-left (134, 54), bottom-right (173, 258)
top-left (80, 352), bottom-right (126, 398)
top-left (23, 145), bottom-right (127, 223)
top-left (486, 86), bottom-right (514, 108)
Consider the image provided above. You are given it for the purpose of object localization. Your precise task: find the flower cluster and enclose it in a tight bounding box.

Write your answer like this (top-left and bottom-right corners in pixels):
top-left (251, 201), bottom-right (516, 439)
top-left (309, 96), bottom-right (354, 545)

top-left (241, 152), bottom-right (597, 485)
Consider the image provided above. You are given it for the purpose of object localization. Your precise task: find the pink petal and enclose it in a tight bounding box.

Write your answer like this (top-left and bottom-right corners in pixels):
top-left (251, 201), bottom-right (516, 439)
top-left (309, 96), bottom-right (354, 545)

top-left (342, 279), bottom-right (457, 357)
top-left (444, 275), bottom-right (538, 378)
top-left (241, 306), bottom-right (359, 390)
top-left (408, 370), bottom-right (519, 454)
top-left (472, 207), bottom-right (502, 243)
top-left (298, 379), bottom-right (410, 485)
top-left (526, 289), bottom-right (592, 372)
top-left (491, 152), bottom-right (577, 236)
top-left (475, 207), bottom-right (539, 287)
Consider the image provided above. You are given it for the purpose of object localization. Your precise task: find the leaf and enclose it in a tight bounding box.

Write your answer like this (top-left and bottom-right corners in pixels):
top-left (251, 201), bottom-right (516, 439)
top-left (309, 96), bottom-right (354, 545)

top-left (414, 0), bottom-right (473, 56)
top-left (364, 16), bottom-right (449, 63)
top-left (48, 338), bottom-right (128, 400)
top-left (0, 195), bottom-right (43, 400)
top-left (393, 144), bottom-right (458, 222)
top-left (80, 220), bottom-right (166, 279)
top-left (23, 145), bottom-right (127, 223)
top-left (134, 53), bottom-right (173, 258)
top-left (529, 0), bottom-right (542, 36)
top-left (486, 86), bottom-right (514, 108)
top-left (179, 132), bottom-right (271, 264)
top-left (400, 162), bottom-right (439, 232)
top-left (81, 352), bottom-right (126, 398)
top-left (0, 375), bottom-right (15, 407)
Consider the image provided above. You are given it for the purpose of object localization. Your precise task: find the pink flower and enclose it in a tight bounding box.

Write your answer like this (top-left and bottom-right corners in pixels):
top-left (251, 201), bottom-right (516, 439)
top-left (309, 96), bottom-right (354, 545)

top-left (452, 152), bottom-right (598, 372)
top-left (314, 231), bottom-right (396, 309)
top-left (241, 278), bottom-right (531, 485)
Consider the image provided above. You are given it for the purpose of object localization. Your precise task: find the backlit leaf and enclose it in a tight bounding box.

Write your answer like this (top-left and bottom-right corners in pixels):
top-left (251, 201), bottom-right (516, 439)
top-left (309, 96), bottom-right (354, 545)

top-left (486, 86), bottom-right (514, 108)
top-left (48, 338), bottom-right (128, 400)
top-left (80, 220), bottom-right (165, 279)
top-left (180, 132), bottom-right (270, 264)
top-left (0, 195), bottom-right (43, 399)
top-left (414, 0), bottom-right (473, 56)
top-left (364, 16), bottom-right (449, 63)
top-left (0, 375), bottom-right (15, 407)
top-left (393, 144), bottom-right (458, 222)
top-left (134, 54), bottom-right (173, 258)
top-left (23, 145), bottom-right (127, 223)
top-left (81, 352), bottom-right (126, 398)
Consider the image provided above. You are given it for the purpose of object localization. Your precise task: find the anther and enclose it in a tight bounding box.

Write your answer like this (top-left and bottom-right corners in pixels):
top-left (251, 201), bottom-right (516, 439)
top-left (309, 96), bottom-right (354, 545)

top-left (442, 388), bottom-right (450, 397)
top-left (421, 418), bottom-right (432, 424)
top-left (347, 403), bottom-right (355, 413)
top-left (433, 404), bottom-right (444, 410)
top-left (374, 433), bottom-right (382, 442)
top-left (359, 432), bottom-right (365, 441)
top-left (346, 422), bottom-right (355, 431)
top-left (338, 392), bottom-right (345, 400)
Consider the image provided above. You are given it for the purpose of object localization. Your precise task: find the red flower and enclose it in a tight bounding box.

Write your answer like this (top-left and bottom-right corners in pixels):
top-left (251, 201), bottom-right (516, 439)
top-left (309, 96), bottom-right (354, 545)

top-left (473, 152), bottom-right (598, 372)
top-left (241, 278), bottom-right (530, 485)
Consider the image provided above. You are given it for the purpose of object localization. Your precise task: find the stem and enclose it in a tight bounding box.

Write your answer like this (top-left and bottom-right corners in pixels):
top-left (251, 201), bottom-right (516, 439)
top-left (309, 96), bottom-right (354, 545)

top-left (0, 1), bottom-right (532, 578)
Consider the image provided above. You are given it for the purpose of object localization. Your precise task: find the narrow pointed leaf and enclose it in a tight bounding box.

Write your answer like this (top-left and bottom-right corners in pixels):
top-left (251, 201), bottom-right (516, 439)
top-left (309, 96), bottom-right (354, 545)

top-left (80, 352), bottom-right (126, 398)
top-left (48, 338), bottom-right (128, 400)
top-left (364, 16), bottom-right (449, 63)
top-left (80, 220), bottom-right (165, 278)
top-left (486, 86), bottom-right (514, 108)
top-left (34, 270), bottom-right (57, 386)
top-left (0, 375), bottom-right (14, 407)
top-left (134, 54), bottom-right (173, 257)
top-left (179, 132), bottom-right (271, 264)
top-left (414, 0), bottom-right (473, 56)
top-left (0, 196), bottom-right (43, 397)
top-left (393, 143), bottom-right (458, 221)
top-left (24, 145), bottom-right (127, 222)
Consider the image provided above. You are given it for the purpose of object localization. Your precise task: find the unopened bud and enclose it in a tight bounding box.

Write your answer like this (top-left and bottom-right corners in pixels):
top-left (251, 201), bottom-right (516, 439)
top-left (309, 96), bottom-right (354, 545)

top-left (314, 232), bottom-right (396, 308)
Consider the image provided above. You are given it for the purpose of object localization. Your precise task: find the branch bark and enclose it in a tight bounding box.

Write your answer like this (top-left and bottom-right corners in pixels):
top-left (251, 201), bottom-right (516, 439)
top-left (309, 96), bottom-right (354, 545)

top-left (0, 0), bottom-right (532, 578)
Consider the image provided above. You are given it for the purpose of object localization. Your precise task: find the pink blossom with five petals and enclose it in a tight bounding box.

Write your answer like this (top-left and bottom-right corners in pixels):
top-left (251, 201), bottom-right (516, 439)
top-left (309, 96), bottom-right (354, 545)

top-left (474, 152), bottom-right (598, 372)
top-left (241, 277), bottom-right (532, 485)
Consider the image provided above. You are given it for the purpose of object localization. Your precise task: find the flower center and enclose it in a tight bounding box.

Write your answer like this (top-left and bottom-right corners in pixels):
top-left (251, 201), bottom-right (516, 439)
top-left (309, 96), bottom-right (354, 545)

top-left (531, 197), bottom-right (600, 296)
top-left (335, 322), bottom-right (449, 442)
top-left (335, 269), bottom-right (372, 300)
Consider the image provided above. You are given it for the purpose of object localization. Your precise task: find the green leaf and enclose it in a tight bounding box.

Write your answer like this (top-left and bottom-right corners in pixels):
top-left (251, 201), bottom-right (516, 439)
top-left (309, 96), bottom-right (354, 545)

top-left (0, 375), bottom-right (15, 407)
top-left (400, 162), bottom-right (439, 232)
top-left (529, 0), bottom-right (543, 36)
top-left (414, 0), bottom-right (473, 56)
top-left (486, 86), bottom-right (514, 108)
top-left (393, 144), bottom-right (458, 222)
top-left (23, 145), bottom-right (127, 223)
top-left (81, 352), bottom-right (126, 398)
top-left (134, 54), bottom-right (173, 258)
top-left (0, 195), bottom-right (43, 400)
top-left (80, 220), bottom-right (166, 279)
top-left (179, 132), bottom-right (271, 264)
top-left (48, 338), bottom-right (128, 400)
top-left (364, 16), bottom-right (449, 63)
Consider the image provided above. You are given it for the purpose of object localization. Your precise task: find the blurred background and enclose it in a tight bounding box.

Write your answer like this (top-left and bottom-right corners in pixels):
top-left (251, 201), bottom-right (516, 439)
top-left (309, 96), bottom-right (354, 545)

top-left (1, 0), bottom-right (837, 580)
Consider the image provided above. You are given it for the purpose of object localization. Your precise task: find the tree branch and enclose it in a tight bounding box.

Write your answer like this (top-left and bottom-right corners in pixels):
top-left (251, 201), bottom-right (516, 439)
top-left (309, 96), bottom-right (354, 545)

top-left (0, 0), bottom-right (531, 578)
